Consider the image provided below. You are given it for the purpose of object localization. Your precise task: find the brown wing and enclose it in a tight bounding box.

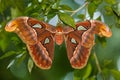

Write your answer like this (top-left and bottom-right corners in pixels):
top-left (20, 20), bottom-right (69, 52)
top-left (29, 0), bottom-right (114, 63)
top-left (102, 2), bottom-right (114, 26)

top-left (26, 29), bottom-right (55, 69)
top-left (25, 17), bottom-right (56, 69)
top-left (27, 17), bottom-right (56, 60)
top-left (65, 20), bottom-right (112, 69)
top-left (5, 17), bottom-right (56, 69)
top-left (5, 17), bottom-right (38, 45)
top-left (65, 21), bottom-right (92, 69)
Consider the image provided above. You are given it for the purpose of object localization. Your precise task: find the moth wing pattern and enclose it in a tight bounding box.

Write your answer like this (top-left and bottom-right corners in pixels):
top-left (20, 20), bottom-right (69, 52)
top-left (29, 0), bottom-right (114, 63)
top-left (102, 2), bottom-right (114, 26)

top-left (5, 17), bottom-right (56, 69)
top-left (65, 20), bottom-right (112, 69)
top-left (65, 21), bottom-right (93, 69)
top-left (5, 17), bottom-right (112, 69)
top-left (26, 17), bottom-right (56, 69)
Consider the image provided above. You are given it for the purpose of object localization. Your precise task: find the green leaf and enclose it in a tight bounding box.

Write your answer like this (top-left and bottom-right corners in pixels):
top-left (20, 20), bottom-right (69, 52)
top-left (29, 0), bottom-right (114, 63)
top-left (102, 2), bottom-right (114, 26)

top-left (105, 0), bottom-right (116, 4)
top-left (7, 59), bottom-right (15, 69)
top-left (10, 59), bottom-right (28, 78)
top-left (104, 6), bottom-right (113, 15)
top-left (0, 32), bottom-right (11, 52)
top-left (28, 58), bottom-right (34, 73)
top-left (93, 0), bottom-right (102, 5)
top-left (102, 68), bottom-right (110, 79)
top-left (0, 0), bottom-right (11, 13)
top-left (60, 5), bottom-right (72, 10)
top-left (118, 18), bottom-right (120, 25)
top-left (88, 76), bottom-right (96, 80)
top-left (58, 12), bottom-right (75, 28)
top-left (96, 36), bottom-right (107, 47)
top-left (52, 2), bottom-right (59, 9)
top-left (15, 52), bottom-right (27, 65)
top-left (74, 63), bottom-right (92, 80)
top-left (88, 3), bottom-right (97, 18)
top-left (11, 7), bottom-right (23, 18)
top-left (102, 60), bottom-right (113, 68)
top-left (111, 69), bottom-right (120, 80)
top-left (112, 3), bottom-right (120, 16)
top-left (77, 14), bottom-right (85, 20)
top-left (0, 51), bottom-right (16, 59)
top-left (96, 16), bottom-right (102, 21)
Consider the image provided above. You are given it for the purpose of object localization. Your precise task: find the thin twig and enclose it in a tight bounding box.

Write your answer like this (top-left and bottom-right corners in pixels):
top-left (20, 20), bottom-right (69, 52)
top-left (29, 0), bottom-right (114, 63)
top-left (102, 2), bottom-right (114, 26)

top-left (93, 52), bottom-right (106, 80)
top-left (71, 2), bottom-right (88, 16)
top-left (93, 52), bottom-right (102, 73)
top-left (84, 2), bottom-right (88, 20)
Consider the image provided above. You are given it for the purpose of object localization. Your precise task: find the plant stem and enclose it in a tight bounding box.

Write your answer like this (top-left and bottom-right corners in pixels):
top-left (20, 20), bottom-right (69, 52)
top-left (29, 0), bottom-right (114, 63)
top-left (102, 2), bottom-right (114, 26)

top-left (93, 52), bottom-right (102, 73)
top-left (93, 52), bottom-right (106, 80)
top-left (71, 2), bottom-right (88, 16)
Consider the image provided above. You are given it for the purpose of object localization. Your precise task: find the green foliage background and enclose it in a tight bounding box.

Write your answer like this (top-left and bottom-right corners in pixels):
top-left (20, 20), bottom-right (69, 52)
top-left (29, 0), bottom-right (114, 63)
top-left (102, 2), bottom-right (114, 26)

top-left (0, 0), bottom-right (120, 80)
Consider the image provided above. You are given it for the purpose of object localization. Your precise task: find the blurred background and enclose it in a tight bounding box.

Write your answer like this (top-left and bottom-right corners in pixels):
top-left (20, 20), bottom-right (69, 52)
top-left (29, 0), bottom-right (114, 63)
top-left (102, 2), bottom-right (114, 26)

top-left (0, 0), bottom-right (120, 80)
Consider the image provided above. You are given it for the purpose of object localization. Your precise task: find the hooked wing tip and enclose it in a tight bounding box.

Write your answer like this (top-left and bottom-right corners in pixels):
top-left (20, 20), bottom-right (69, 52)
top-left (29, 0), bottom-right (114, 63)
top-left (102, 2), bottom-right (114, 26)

top-left (100, 25), bottom-right (112, 37)
top-left (5, 16), bottom-right (29, 32)
top-left (90, 20), bottom-right (112, 37)
top-left (5, 20), bottom-right (17, 32)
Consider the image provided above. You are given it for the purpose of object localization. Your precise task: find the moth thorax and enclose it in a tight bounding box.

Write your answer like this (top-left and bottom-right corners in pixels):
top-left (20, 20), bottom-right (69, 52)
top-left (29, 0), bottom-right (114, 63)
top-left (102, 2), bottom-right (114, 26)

top-left (55, 33), bottom-right (64, 45)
